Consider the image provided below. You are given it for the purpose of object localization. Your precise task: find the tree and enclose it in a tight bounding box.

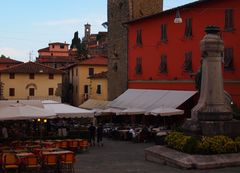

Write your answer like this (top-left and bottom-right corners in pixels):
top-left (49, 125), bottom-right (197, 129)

top-left (70, 31), bottom-right (88, 57)
top-left (0, 55), bottom-right (8, 58)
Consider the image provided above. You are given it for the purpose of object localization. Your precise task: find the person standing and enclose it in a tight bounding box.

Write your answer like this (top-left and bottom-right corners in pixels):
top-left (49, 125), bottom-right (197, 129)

top-left (97, 123), bottom-right (104, 147)
top-left (2, 125), bottom-right (8, 142)
top-left (88, 123), bottom-right (96, 146)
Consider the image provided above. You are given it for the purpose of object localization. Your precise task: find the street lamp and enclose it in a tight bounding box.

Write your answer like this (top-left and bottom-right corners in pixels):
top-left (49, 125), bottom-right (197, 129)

top-left (174, 10), bottom-right (183, 24)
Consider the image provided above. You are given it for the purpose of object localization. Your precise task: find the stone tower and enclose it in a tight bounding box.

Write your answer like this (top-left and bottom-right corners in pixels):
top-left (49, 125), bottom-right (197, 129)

top-left (84, 23), bottom-right (91, 40)
top-left (107, 0), bottom-right (163, 101)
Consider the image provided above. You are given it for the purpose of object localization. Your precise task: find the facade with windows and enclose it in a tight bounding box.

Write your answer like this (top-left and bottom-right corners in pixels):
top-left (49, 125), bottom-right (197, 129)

top-left (36, 42), bottom-right (78, 68)
top-left (68, 56), bottom-right (108, 106)
top-left (127, 0), bottom-right (240, 107)
top-left (0, 62), bottom-right (63, 101)
top-left (88, 71), bottom-right (108, 101)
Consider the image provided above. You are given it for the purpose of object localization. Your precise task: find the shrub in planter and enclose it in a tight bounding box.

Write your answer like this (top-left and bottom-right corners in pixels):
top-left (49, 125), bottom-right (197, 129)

top-left (195, 135), bottom-right (235, 154)
top-left (183, 136), bottom-right (199, 154)
top-left (165, 132), bottom-right (240, 154)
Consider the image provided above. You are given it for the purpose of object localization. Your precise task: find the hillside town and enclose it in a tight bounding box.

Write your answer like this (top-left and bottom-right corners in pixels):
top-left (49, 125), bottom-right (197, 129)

top-left (0, 0), bottom-right (240, 173)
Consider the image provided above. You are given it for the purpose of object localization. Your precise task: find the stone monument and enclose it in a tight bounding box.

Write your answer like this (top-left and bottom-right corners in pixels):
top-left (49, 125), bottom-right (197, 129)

top-left (183, 26), bottom-right (240, 137)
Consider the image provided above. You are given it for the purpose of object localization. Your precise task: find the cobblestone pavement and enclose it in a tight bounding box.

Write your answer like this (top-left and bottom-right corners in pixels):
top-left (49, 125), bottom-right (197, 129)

top-left (74, 138), bottom-right (240, 173)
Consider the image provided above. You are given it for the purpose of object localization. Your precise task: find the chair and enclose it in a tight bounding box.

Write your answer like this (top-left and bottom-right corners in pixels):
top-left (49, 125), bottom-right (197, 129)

top-left (60, 141), bottom-right (68, 149)
top-left (79, 140), bottom-right (89, 152)
top-left (25, 155), bottom-right (41, 173)
top-left (68, 140), bottom-right (79, 152)
top-left (42, 154), bottom-right (57, 172)
top-left (61, 153), bottom-right (75, 173)
top-left (2, 153), bottom-right (19, 173)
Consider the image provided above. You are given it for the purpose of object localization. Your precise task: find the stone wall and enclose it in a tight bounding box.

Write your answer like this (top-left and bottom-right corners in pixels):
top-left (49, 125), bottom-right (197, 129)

top-left (107, 0), bottom-right (163, 101)
top-left (130, 0), bottom-right (163, 20)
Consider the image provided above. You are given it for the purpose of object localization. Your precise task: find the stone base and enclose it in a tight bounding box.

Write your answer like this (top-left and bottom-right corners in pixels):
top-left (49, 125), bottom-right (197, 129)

top-left (183, 119), bottom-right (240, 137)
top-left (145, 145), bottom-right (240, 169)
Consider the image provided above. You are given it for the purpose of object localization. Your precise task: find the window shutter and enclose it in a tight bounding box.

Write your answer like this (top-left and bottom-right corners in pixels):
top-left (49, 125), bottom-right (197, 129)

top-left (224, 48), bottom-right (234, 70)
top-left (184, 52), bottom-right (193, 72)
top-left (159, 55), bottom-right (167, 73)
top-left (185, 18), bottom-right (192, 38)
top-left (225, 9), bottom-right (234, 31)
top-left (135, 57), bottom-right (142, 74)
top-left (136, 29), bottom-right (142, 46)
top-left (161, 24), bottom-right (167, 42)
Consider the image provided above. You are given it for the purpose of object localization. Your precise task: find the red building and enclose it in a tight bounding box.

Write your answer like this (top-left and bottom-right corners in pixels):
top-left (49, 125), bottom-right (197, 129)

top-left (36, 42), bottom-right (78, 68)
top-left (0, 57), bottom-right (23, 70)
top-left (127, 0), bottom-right (240, 107)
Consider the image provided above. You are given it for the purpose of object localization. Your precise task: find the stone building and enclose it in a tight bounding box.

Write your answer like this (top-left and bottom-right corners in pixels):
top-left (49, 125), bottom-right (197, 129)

top-left (107, 0), bottom-right (163, 101)
top-left (82, 24), bottom-right (108, 56)
top-left (36, 42), bottom-right (78, 69)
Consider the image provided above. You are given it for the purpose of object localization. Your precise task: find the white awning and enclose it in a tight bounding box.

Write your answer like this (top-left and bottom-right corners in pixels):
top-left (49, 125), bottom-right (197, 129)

top-left (117, 108), bottom-right (146, 115)
top-left (149, 107), bottom-right (184, 117)
top-left (79, 99), bottom-right (109, 110)
top-left (96, 108), bottom-right (122, 116)
top-left (107, 89), bottom-right (197, 112)
top-left (42, 101), bottom-right (94, 118)
top-left (0, 103), bottom-right (55, 121)
top-left (0, 100), bottom-right (44, 108)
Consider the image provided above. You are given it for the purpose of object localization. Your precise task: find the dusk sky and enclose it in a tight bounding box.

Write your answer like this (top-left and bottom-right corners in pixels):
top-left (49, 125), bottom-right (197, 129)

top-left (0, 0), bottom-right (197, 62)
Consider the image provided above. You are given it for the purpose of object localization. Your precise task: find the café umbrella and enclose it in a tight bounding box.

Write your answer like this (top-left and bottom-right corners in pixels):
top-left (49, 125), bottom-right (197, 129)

top-left (0, 103), bottom-right (56, 121)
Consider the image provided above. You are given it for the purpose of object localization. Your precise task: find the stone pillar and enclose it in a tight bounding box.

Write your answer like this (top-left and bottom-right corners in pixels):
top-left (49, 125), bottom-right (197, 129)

top-left (183, 26), bottom-right (240, 137)
top-left (191, 26), bottom-right (232, 121)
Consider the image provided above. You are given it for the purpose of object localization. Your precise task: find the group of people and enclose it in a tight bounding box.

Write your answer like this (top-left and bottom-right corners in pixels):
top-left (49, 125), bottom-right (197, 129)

top-left (88, 123), bottom-right (104, 147)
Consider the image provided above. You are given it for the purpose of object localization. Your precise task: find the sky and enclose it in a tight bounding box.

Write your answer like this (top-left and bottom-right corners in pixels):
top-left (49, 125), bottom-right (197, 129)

top-left (0, 0), bottom-right (197, 62)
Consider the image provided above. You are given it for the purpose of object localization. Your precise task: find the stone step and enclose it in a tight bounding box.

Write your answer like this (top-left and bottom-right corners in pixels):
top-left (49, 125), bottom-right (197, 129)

top-left (145, 145), bottom-right (240, 169)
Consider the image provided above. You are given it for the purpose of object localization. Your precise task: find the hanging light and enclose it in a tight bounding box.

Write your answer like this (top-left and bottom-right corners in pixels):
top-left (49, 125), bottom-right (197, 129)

top-left (44, 119), bottom-right (47, 123)
top-left (174, 10), bottom-right (183, 24)
top-left (37, 118), bottom-right (41, 122)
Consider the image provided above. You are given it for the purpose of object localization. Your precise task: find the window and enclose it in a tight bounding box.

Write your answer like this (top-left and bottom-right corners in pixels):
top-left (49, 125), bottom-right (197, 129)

top-left (159, 54), bottom-right (168, 73)
top-left (49, 74), bottom-right (54, 79)
top-left (161, 24), bottom-right (167, 42)
top-left (9, 73), bottom-right (15, 79)
top-left (9, 88), bottom-right (15, 96)
top-left (84, 85), bottom-right (89, 94)
top-left (29, 73), bottom-right (35, 79)
top-left (225, 9), bottom-right (234, 31)
top-left (51, 53), bottom-right (53, 56)
top-left (29, 88), bottom-right (35, 96)
top-left (135, 57), bottom-right (142, 74)
top-left (48, 88), bottom-right (54, 96)
top-left (88, 68), bottom-right (94, 77)
top-left (183, 52), bottom-right (193, 72)
top-left (224, 48), bottom-right (234, 71)
top-left (96, 84), bottom-right (102, 94)
top-left (76, 85), bottom-right (78, 94)
top-left (76, 68), bottom-right (78, 76)
top-left (60, 44), bottom-right (65, 49)
top-left (185, 18), bottom-right (192, 38)
top-left (136, 29), bottom-right (142, 46)
top-left (113, 62), bottom-right (118, 72)
top-left (52, 45), bottom-right (55, 48)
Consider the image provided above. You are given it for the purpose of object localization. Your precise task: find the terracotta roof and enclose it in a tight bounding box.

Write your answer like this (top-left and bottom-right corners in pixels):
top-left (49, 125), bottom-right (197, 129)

top-left (49, 42), bottom-right (69, 45)
top-left (0, 61), bottom-right (63, 74)
top-left (36, 56), bottom-right (77, 63)
top-left (0, 57), bottom-right (23, 64)
top-left (125, 0), bottom-right (217, 24)
top-left (89, 71), bottom-right (108, 79)
top-left (38, 47), bottom-right (49, 52)
top-left (78, 56), bottom-right (108, 66)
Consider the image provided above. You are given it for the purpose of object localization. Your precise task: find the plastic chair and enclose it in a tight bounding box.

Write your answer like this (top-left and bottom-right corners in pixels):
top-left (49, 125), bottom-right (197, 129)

top-left (61, 152), bottom-right (75, 173)
top-left (79, 140), bottom-right (89, 152)
top-left (25, 155), bottom-right (41, 172)
top-left (68, 141), bottom-right (79, 152)
top-left (60, 141), bottom-right (68, 149)
top-left (42, 154), bottom-right (57, 172)
top-left (2, 153), bottom-right (19, 173)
